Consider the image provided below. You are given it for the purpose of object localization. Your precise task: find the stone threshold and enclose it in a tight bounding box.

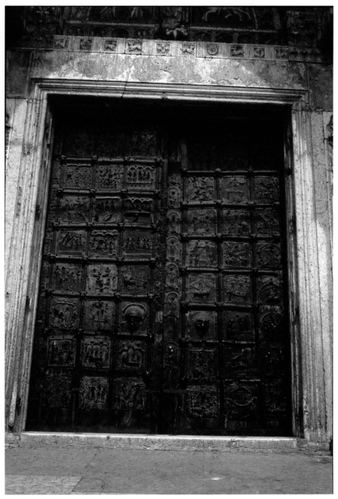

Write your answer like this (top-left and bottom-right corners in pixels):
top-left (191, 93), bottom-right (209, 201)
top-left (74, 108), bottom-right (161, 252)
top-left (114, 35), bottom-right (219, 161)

top-left (6, 432), bottom-right (304, 453)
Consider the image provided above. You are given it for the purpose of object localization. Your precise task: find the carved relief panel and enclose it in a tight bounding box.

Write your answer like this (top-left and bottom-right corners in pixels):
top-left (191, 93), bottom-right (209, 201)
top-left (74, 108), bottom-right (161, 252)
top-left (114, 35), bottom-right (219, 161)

top-left (60, 195), bottom-right (91, 224)
top-left (117, 340), bottom-right (147, 370)
top-left (49, 297), bottom-right (80, 330)
top-left (52, 263), bottom-right (83, 293)
top-left (221, 176), bottom-right (249, 204)
top-left (186, 176), bottom-right (215, 203)
top-left (47, 337), bottom-right (76, 367)
top-left (79, 376), bottom-right (109, 410)
top-left (186, 310), bottom-right (217, 340)
top-left (185, 208), bottom-right (217, 235)
top-left (81, 337), bottom-right (111, 370)
top-left (63, 164), bottom-right (93, 190)
top-left (83, 300), bottom-right (115, 331)
top-left (97, 163), bottom-right (123, 191)
top-left (222, 209), bottom-right (250, 236)
top-left (56, 230), bottom-right (87, 255)
top-left (94, 197), bottom-right (121, 224)
top-left (86, 264), bottom-right (118, 294)
top-left (89, 230), bottom-right (118, 258)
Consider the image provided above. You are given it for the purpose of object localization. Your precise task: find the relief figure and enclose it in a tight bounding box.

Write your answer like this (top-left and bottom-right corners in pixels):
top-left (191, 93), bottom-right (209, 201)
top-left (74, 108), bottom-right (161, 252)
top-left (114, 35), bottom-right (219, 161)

top-left (123, 303), bottom-right (147, 333)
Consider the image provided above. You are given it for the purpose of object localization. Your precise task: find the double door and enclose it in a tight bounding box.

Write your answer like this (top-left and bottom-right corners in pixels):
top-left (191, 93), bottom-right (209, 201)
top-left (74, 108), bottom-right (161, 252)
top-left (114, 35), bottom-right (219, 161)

top-left (27, 104), bottom-right (291, 434)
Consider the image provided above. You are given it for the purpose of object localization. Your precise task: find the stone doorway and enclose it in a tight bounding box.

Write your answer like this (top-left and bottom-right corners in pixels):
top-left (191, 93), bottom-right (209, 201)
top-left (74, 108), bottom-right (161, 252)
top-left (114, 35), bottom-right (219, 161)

top-left (26, 98), bottom-right (292, 435)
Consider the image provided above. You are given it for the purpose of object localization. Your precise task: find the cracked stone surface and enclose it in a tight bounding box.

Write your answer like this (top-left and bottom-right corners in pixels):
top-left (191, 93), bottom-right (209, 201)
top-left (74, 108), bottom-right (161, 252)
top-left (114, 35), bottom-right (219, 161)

top-left (5, 446), bottom-right (333, 494)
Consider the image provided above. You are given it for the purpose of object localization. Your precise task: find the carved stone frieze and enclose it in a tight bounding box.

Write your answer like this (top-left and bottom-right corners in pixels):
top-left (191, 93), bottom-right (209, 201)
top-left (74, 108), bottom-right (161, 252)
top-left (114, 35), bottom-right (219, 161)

top-left (104, 39), bottom-right (117, 52)
top-left (254, 46), bottom-right (265, 58)
top-left (126, 40), bottom-right (142, 54)
top-left (206, 43), bottom-right (219, 55)
top-left (230, 45), bottom-right (244, 57)
top-left (181, 43), bottom-right (195, 55)
top-left (9, 6), bottom-right (330, 64)
top-left (156, 42), bottom-right (170, 54)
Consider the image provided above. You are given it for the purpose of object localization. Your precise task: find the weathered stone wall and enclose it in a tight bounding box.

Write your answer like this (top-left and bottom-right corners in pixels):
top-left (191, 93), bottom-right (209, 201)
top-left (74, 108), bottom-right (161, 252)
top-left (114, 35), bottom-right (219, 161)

top-left (5, 24), bottom-right (333, 444)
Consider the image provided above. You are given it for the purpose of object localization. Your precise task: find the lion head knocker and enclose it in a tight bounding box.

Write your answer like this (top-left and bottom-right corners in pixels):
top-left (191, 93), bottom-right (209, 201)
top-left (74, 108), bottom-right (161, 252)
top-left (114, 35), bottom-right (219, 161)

top-left (194, 312), bottom-right (210, 338)
top-left (123, 303), bottom-right (147, 333)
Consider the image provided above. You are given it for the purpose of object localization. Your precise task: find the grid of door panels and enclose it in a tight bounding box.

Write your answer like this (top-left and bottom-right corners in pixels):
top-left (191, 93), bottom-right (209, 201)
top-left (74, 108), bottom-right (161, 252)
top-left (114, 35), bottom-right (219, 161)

top-left (30, 124), bottom-right (164, 430)
top-left (166, 126), bottom-right (289, 433)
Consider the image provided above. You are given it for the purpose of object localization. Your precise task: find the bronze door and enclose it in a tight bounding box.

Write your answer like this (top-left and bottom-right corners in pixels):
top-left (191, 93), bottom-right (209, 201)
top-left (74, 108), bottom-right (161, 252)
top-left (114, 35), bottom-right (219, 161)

top-left (27, 103), bottom-right (291, 434)
top-left (161, 119), bottom-right (291, 435)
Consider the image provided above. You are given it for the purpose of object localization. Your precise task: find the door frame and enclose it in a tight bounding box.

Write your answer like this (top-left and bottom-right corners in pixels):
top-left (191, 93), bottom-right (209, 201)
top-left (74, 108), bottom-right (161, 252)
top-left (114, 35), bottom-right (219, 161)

top-left (5, 79), bottom-right (330, 442)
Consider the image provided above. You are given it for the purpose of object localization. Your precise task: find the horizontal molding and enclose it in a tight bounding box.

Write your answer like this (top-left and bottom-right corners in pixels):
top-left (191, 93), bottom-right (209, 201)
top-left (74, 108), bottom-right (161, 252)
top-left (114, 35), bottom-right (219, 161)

top-left (51, 36), bottom-right (324, 63)
top-left (35, 79), bottom-right (308, 105)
